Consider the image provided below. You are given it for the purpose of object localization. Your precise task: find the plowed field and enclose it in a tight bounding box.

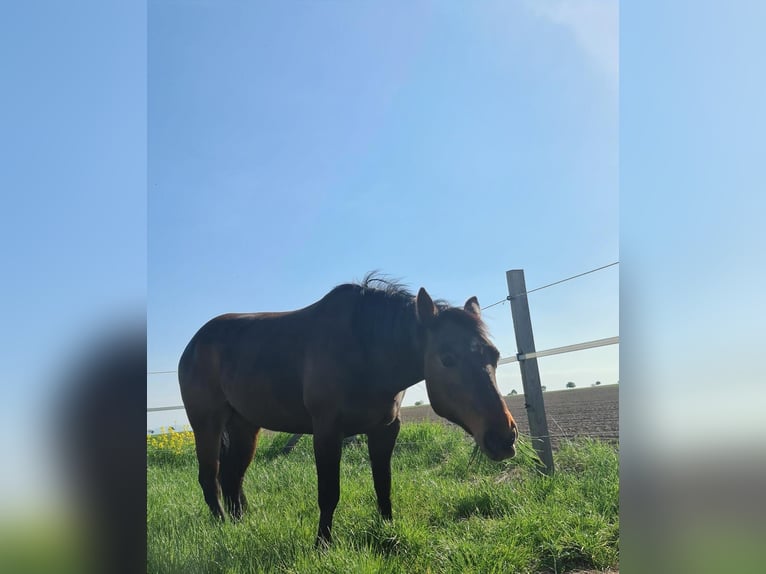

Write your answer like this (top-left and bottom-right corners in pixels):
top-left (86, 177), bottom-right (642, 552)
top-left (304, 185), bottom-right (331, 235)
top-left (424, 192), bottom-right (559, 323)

top-left (401, 384), bottom-right (619, 449)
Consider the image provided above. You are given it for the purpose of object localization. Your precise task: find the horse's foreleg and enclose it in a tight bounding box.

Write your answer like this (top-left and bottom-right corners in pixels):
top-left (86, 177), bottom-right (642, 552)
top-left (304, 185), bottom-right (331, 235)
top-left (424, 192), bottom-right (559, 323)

top-left (312, 424), bottom-right (344, 547)
top-left (366, 417), bottom-right (400, 520)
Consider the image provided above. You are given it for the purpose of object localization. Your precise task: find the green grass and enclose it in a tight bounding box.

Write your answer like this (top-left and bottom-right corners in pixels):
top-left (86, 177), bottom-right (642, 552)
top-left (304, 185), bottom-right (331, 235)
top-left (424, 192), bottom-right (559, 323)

top-left (147, 423), bottom-right (618, 573)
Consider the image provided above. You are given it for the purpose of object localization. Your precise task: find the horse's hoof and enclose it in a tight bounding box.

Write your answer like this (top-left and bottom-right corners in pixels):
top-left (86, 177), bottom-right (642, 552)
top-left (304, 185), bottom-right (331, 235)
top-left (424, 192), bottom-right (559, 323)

top-left (314, 536), bottom-right (332, 550)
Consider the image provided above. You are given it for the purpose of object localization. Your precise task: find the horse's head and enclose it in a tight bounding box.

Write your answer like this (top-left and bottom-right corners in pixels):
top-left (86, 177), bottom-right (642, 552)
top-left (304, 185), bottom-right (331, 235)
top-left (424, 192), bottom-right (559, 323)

top-left (416, 288), bottom-right (518, 461)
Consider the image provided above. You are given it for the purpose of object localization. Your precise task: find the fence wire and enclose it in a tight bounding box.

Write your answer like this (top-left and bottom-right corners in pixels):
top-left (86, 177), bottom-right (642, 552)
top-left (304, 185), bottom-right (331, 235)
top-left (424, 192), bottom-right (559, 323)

top-left (480, 261), bottom-right (619, 311)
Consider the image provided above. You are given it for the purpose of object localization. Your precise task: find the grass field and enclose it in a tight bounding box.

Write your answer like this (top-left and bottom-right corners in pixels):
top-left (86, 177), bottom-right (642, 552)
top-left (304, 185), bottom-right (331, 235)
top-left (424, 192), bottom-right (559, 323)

top-left (147, 423), bottom-right (618, 573)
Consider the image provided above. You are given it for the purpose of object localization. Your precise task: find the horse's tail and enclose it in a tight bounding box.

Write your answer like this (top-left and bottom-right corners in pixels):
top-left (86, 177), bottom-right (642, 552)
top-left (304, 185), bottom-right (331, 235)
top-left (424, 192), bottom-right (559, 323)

top-left (218, 411), bottom-right (256, 470)
top-left (218, 411), bottom-right (259, 518)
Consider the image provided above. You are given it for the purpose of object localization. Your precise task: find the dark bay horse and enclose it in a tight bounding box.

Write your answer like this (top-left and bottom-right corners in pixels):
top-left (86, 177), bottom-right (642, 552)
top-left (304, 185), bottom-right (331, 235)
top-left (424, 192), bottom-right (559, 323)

top-left (178, 276), bottom-right (518, 545)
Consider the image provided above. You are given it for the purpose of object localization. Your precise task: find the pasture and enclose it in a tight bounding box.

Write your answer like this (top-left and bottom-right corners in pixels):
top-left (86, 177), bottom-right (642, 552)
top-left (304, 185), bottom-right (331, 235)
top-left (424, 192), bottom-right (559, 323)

top-left (147, 422), bottom-right (618, 573)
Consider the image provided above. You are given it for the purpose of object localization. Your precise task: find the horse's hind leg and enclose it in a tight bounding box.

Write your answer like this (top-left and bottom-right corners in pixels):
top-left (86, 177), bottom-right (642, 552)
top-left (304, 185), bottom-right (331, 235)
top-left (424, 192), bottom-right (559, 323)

top-left (190, 411), bottom-right (228, 521)
top-left (219, 411), bottom-right (260, 520)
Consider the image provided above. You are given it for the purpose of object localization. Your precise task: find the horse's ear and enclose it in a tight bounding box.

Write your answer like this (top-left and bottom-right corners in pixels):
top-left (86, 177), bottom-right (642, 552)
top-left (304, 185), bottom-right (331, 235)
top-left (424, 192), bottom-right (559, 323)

top-left (416, 288), bottom-right (437, 326)
top-left (464, 296), bottom-right (481, 318)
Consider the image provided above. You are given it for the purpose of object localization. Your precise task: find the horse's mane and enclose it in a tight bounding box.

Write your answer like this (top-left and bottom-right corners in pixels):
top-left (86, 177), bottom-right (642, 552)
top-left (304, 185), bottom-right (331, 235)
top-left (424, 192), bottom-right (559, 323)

top-left (353, 270), bottom-right (451, 309)
top-left (329, 272), bottom-right (490, 357)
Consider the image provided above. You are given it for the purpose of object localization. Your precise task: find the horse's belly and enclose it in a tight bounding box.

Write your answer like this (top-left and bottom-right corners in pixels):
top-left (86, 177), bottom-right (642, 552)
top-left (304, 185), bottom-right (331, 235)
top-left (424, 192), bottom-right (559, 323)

top-left (223, 375), bottom-right (313, 434)
top-left (338, 395), bottom-right (402, 436)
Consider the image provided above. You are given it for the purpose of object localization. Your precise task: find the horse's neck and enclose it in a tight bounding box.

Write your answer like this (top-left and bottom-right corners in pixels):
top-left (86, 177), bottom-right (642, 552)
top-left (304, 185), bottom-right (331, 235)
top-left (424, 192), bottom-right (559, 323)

top-left (388, 323), bottom-right (426, 393)
top-left (349, 296), bottom-right (426, 393)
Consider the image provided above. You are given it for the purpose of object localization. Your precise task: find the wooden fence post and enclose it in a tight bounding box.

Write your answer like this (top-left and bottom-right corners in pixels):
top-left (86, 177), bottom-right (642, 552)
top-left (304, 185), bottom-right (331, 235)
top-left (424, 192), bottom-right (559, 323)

top-left (506, 269), bottom-right (555, 475)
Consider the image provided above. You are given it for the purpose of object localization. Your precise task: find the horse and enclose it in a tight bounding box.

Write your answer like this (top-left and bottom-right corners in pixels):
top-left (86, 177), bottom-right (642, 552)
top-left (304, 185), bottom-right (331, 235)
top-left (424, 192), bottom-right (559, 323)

top-left (178, 275), bottom-right (518, 546)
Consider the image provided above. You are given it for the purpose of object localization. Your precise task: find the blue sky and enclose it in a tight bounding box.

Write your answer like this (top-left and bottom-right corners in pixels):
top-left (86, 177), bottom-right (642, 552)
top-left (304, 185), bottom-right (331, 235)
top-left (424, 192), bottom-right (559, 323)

top-left (148, 0), bottom-right (619, 429)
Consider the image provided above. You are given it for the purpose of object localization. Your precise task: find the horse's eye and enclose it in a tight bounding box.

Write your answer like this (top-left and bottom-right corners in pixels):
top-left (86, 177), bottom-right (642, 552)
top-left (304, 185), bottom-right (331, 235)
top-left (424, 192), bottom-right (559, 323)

top-left (440, 353), bottom-right (457, 368)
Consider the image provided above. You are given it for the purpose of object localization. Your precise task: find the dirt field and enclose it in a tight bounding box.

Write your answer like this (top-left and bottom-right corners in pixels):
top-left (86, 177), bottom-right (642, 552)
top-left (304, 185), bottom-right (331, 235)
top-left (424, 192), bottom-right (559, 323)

top-left (400, 384), bottom-right (619, 449)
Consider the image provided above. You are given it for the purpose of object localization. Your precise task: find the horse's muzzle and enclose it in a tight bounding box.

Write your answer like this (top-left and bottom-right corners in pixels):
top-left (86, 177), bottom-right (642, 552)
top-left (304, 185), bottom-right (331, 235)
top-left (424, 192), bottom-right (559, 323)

top-left (482, 427), bottom-right (517, 461)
